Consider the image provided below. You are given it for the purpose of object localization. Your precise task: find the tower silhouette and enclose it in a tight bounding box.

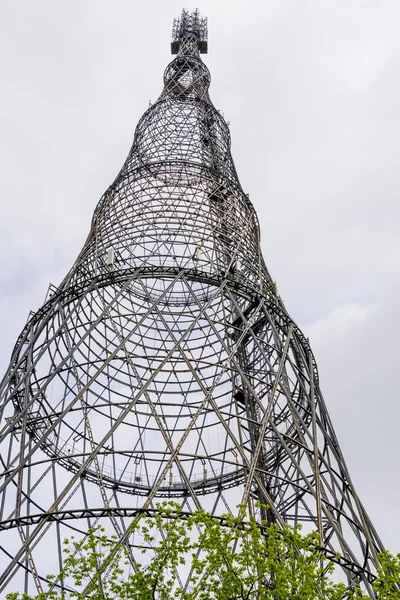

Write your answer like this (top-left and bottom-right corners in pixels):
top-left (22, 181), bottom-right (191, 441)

top-left (0, 9), bottom-right (386, 597)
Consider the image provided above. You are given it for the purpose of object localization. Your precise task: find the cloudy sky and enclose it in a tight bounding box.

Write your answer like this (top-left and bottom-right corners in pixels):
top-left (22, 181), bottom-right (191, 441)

top-left (1, 0), bottom-right (399, 551)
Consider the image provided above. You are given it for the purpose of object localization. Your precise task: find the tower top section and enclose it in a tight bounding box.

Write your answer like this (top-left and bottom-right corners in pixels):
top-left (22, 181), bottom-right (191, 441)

top-left (171, 9), bottom-right (208, 54)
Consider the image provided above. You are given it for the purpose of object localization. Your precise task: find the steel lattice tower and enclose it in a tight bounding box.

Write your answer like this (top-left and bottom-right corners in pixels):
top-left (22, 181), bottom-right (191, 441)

top-left (0, 9), bottom-right (387, 597)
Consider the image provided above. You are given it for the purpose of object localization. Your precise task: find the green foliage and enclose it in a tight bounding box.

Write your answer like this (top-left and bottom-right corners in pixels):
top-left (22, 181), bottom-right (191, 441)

top-left (372, 551), bottom-right (400, 600)
top-left (6, 503), bottom-right (400, 600)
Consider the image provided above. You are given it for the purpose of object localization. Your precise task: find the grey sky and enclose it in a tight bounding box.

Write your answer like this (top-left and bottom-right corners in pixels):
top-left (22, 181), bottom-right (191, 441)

top-left (1, 0), bottom-right (399, 551)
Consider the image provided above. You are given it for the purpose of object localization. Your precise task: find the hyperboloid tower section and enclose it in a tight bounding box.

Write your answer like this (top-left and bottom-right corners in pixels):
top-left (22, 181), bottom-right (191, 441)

top-left (0, 9), bottom-right (386, 596)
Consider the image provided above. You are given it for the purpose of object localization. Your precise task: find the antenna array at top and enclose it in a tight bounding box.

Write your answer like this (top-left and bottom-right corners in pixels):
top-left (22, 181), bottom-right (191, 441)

top-left (171, 8), bottom-right (208, 54)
